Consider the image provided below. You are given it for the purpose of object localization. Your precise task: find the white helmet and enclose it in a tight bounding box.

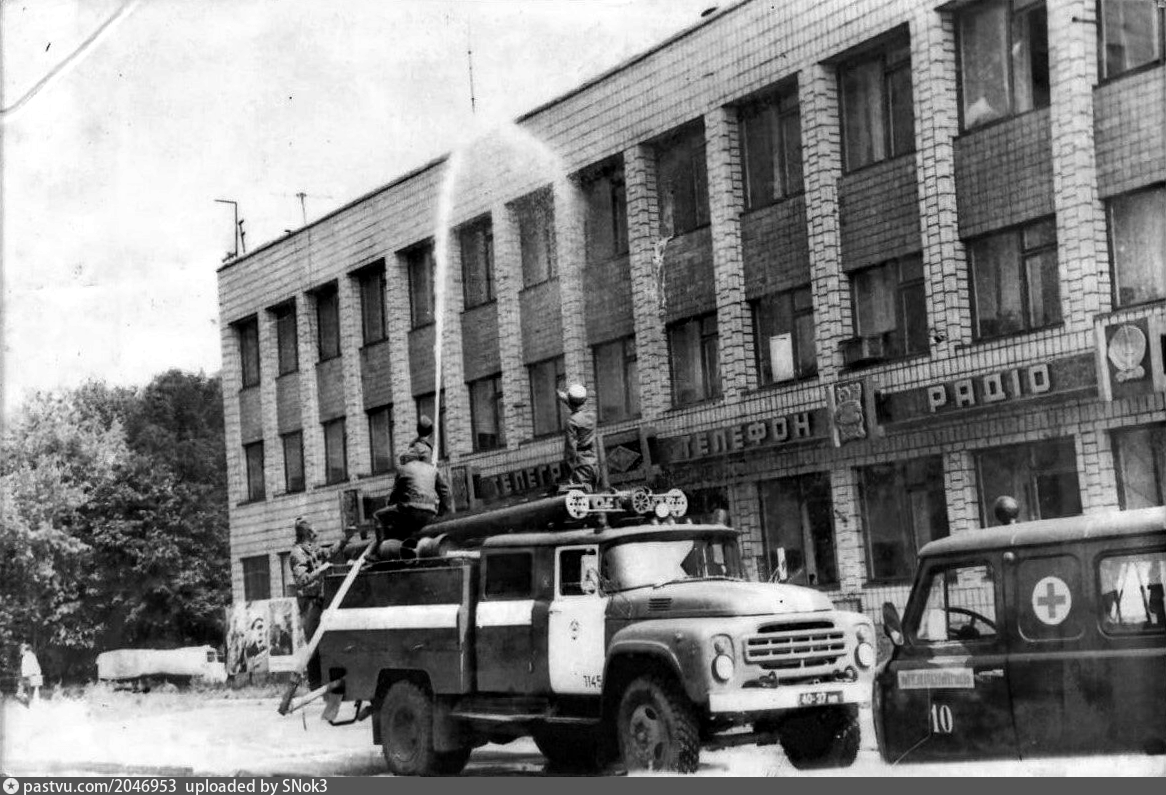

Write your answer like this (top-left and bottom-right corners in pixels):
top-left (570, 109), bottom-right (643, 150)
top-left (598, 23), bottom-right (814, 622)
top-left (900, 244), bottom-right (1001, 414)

top-left (566, 383), bottom-right (588, 405)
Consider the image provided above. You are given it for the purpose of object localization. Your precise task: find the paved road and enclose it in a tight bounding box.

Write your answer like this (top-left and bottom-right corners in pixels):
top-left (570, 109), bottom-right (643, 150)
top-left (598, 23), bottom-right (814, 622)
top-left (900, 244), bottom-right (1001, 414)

top-left (3, 695), bottom-right (1162, 777)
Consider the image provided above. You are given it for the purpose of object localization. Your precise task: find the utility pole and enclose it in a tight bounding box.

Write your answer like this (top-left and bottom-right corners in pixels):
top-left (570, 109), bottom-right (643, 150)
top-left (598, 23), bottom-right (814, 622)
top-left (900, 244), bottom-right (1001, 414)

top-left (215, 199), bottom-right (240, 261)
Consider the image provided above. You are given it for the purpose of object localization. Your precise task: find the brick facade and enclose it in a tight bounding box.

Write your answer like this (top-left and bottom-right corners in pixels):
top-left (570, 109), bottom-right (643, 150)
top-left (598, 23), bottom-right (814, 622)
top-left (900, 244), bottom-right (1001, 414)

top-left (218, 0), bottom-right (1166, 620)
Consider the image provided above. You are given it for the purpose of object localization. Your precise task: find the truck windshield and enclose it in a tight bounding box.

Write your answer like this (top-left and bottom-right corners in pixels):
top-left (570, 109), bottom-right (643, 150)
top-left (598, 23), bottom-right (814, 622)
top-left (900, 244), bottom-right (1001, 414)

top-left (602, 535), bottom-right (743, 592)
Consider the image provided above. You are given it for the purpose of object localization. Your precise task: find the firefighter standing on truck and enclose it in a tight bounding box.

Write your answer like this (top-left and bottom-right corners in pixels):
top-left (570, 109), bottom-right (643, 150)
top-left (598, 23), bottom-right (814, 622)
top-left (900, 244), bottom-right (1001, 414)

top-left (557, 383), bottom-right (599, 492)
top-left (290, 517), bottom-right (352, 688)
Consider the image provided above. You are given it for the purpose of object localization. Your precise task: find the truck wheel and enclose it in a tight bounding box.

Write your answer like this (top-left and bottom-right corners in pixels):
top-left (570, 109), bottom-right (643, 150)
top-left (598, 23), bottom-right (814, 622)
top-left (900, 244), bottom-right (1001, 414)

top-left (778, 705), bottom-right (860, 770)
top-left (532, 726), bottom-right (602, 772)
top-left (616, 674), bottom-right (700, 773)
top-left (380, 681), bottom-right (440, 776)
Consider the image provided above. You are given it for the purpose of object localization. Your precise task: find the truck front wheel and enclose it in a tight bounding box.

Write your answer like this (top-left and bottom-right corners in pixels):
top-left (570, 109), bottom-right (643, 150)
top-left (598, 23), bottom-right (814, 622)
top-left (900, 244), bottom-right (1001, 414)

top-left (380, 681), bottom-right (445, 776)
top-left (616, 674), bottom-right (700, 773)
top-left (778, 705), bottom-right (860, 770)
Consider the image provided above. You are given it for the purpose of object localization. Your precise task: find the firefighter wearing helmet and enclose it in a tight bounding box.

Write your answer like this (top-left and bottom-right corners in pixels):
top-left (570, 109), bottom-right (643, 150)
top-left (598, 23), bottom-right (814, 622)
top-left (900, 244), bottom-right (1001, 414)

top-left (556, 383), bottom-right (599, 492)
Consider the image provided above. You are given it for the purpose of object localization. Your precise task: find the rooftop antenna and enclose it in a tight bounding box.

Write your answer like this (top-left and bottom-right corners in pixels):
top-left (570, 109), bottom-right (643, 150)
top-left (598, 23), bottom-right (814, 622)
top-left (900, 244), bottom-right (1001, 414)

top-left (296, 192), bottom-right (308, 226)
top-left (215, 199), bottom-right (240, 261)
top-left (466, 19), bottom-right (476, 115)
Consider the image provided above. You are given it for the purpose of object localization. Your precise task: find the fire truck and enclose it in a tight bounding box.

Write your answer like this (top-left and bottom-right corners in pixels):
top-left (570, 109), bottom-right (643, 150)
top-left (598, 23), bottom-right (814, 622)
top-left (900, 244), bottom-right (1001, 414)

top-left (310, 488), bottom-right (876, 775)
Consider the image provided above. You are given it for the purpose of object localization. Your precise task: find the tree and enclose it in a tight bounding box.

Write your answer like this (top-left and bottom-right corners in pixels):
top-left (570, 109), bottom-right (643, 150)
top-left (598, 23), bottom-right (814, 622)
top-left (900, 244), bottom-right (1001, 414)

top-left (0, 373), bottom-right (230, 681)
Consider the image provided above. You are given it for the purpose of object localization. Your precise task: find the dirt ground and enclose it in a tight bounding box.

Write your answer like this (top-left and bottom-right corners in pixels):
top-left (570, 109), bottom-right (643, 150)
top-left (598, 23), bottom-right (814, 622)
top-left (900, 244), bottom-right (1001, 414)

top-left (1, 687), bottom-right (1162, 777)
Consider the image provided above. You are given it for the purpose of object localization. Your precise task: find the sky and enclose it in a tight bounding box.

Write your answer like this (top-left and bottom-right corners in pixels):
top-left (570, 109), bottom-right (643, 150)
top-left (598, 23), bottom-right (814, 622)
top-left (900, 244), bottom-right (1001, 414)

top-left (1, 0), bottom-right (718, 414)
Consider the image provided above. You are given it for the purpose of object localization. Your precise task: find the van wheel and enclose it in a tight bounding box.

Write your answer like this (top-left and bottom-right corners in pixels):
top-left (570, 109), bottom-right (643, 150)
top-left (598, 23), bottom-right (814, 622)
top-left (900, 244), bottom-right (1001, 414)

top-left (779, 705), bottom-right (860, 769)
top-left (616, 674), bottom-right (700, 773)
top-left (380, 681), bottom-right (440, 775)
top-left (533, 726), bottom-right (602, 772)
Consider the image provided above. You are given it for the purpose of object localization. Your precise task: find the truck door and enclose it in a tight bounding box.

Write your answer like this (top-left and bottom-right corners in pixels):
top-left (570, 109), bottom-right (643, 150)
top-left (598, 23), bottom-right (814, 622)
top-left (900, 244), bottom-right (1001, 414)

top-left (547, 545), bottom-right (607, 695)
top-left (879, 558), bottom-right (1018, 762)
top-left (476, 550), bottom-right (537, 693)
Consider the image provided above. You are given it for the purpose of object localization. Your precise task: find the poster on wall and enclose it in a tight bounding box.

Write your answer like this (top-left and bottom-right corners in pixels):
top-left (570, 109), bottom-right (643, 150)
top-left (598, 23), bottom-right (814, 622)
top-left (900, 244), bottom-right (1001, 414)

top-left (225, 598), bottom-right (303, 676)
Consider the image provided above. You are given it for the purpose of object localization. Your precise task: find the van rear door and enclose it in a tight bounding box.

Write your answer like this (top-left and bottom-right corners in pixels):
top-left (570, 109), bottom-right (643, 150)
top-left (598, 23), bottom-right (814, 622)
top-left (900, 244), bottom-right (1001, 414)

top-left (879, 558), bottom-right (1018, 762)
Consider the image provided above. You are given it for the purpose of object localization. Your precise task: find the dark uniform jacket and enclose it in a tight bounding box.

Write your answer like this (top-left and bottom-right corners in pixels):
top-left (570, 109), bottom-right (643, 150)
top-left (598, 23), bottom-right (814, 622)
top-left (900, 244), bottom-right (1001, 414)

top-left (389, 459), bottom-right (453, 515)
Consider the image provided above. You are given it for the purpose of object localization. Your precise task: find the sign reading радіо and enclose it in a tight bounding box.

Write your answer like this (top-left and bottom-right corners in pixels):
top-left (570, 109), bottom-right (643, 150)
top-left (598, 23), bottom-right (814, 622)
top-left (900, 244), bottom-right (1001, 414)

top-left (876, 353), bottom-right (1097, 426)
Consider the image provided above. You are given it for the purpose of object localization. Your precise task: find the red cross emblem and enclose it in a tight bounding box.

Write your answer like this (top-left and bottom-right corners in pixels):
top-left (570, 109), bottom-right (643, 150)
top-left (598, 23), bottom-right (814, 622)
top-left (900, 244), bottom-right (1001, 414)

top-left (1032, 576), bottom-right (1072, 625)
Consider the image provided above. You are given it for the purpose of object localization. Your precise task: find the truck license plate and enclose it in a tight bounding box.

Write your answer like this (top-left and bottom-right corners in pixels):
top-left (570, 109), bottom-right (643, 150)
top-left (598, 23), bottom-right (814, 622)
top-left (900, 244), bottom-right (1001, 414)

top-left (798, 690), bottom-right (842, 707)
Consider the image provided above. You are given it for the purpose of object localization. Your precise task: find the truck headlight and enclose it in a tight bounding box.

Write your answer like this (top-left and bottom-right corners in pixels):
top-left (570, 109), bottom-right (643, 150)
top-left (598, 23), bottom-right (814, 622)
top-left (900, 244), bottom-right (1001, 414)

top-left (712, 654), bottom-right (734, 682)
top-left (855, 621), bottom-right (876, 668)
top-left (711, 634), bottom-right (734, 681)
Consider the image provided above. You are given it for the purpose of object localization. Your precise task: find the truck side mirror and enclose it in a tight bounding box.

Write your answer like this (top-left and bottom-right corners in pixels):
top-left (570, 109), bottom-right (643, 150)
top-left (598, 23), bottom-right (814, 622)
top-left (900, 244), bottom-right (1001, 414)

top-left (882, 602), bottom-right (904, 647)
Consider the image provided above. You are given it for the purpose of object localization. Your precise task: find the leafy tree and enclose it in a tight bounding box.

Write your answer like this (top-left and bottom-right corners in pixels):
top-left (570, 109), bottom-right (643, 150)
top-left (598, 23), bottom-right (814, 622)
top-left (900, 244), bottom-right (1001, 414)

top-left (0, 372), bottom-right (229, 681)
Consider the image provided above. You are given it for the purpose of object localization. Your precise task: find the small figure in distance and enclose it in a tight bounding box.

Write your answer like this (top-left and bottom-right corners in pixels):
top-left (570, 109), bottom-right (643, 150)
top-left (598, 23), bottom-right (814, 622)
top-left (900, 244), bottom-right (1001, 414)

top-left (556, 383), bottom-right (599, 493)
top-left (19, 642), bottom-right (42, 708)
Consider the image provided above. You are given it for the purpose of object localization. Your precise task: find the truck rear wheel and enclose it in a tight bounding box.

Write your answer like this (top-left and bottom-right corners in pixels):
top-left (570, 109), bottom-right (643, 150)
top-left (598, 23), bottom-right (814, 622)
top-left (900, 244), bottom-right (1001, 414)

top-left (532, 725), bottom-right (602, 772)
top-left (778, 705), bottom-right (860, 770)
top-left (381, 681), bottom-right (443, 776)
top-left (616, 674), bottom-right (700, 773)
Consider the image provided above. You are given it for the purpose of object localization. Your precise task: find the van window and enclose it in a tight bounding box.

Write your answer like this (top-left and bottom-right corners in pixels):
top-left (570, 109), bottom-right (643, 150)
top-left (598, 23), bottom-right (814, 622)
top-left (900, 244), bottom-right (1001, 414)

top-left (1099, 550), bottom-right (1166, 634)
top-left (484, 552), bottom-right (533, 599)
top-left (911, 563), bottom-right (998, 643)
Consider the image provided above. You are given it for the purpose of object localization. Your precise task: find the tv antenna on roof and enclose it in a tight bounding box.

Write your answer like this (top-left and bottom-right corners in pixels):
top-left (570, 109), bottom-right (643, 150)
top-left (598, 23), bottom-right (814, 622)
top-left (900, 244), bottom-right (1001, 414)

top-left (215, 199), bottom-right (246, 261)
top-left (466, 19), bottom-right (476, 115)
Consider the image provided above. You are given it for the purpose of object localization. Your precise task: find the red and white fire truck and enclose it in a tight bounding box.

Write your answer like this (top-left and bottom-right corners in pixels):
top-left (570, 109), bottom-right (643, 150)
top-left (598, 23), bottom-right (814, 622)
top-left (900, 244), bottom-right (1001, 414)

top-left (303, 488), bottom-right (876, 774)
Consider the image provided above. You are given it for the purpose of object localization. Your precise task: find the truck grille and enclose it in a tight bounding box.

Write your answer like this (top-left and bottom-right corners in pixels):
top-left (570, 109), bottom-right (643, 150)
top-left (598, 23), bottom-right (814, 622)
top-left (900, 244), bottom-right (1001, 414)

top-left (744, 621), bottom-right (846, 671)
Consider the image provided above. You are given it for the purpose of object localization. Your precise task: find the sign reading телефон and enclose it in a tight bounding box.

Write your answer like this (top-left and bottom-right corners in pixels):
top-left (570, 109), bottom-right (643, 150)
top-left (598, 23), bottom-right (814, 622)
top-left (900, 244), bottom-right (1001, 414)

top-left (660, 408), bottom-right (828, 464)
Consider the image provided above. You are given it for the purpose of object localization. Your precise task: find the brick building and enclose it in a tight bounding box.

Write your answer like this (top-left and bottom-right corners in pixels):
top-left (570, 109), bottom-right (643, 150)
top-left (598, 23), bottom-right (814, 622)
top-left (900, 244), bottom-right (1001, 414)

top-left (218, 0), bottom-right (1166, 623)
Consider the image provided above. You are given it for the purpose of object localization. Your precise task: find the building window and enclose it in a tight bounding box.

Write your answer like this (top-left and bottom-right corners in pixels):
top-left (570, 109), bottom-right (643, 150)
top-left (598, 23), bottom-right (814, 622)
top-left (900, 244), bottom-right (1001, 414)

top-left (529, 357), bottom-right (567, 438)
top-left (323, 418), bottom-right (348, 484)
top-left (407, 243), bottom-right (435, 328)
top-left (969, 218), bottom-right (1060, 339)
top-left (357, 264), bottom-right (387, 345)
top-left (668, 313), bottom-right (721, 407)
top-left (1113, 424), bottom-right (1166, 508)
top-left (593, 337), bottom-right (640, 424)
top-left (244, 441), bottom-right (265, 502)
top-left (272, 302), bottom-right (298, 376)
top-left (282, 431), bottom-right (304, 493)
top-left (976, 438), bottom-right (1081, 525)
top-left (460, 218), bottom-right (495, 309)
top-left (241, 555), bottom-right (271, 602)
top-left (583, 162), bottom-right (628, 264)
top-left (314, 282), bottom-right (340, 361)
top-left (958, 0), bottom-right (1050, 130)
top-left (839, 34), bottom-right (914, 171)
top-left (416, 392), bottom-right (447, 459)
top-left (517, 189), bottom-right (556, 287)
top-left (848, 255), bottom-right (928, 361)
top-left (1108, 186), bottom-right (1166, 307)
top-left (656, 124), bottom-right (710, 237)
top-left (237, 317), bottom-right (260, 388)
top-left (752, 286), bottom-right (816, 384)
top-left (1100, 0), bottom-right (1164, 80)
top-left (469, 375), bottom-right (505, 452)
top-left (739, 85), bottom-right (803, 209)
top-left (368, 405), bottom-right (394, 475)
top-left (758, 472), bottom-right (837, 586)
top-left (860, 456), bottom-right (949, 581)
